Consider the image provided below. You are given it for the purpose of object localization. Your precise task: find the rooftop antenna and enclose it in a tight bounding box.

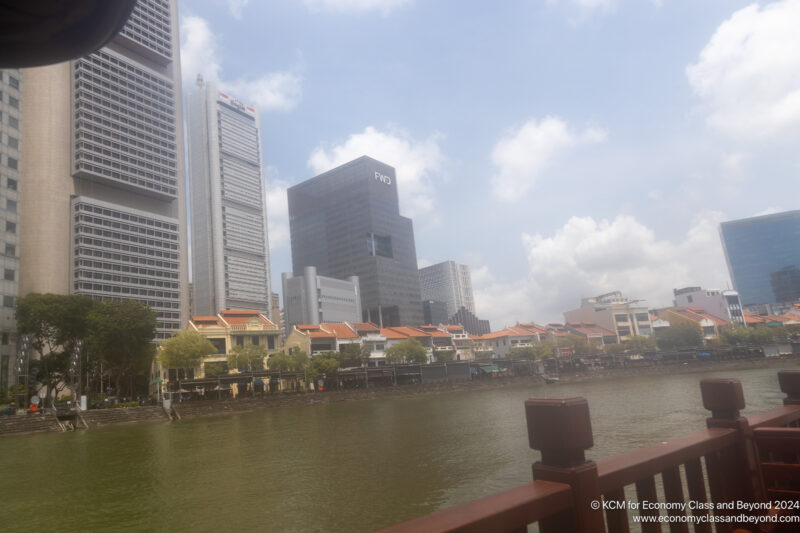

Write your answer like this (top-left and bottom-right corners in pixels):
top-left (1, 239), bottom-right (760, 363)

top-left (196, 73), bottom-right (204, 87)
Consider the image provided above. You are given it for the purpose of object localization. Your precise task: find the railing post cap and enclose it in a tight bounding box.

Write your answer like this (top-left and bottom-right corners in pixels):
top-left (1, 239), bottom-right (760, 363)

top-left (700, 378), bottom-right (745, 411)
top-left (778, 371), bottom-right (800, 398)
top-left (525, 397), bottom-right (593, 453)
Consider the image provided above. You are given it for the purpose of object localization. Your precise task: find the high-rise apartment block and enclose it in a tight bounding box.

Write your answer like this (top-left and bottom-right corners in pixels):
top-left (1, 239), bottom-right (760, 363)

top-left (0, 69), bottom-right (21, 390)
top-left (186, 83), bottom-right (271, 317)
top-left (20, 0), bottom-right (188, 341)
top-left (419, 260), bottom-right (476, 317)
top-left (288, 156), bottom-right (423, 327)
top-left (720, 211), bottom-right (800, 310)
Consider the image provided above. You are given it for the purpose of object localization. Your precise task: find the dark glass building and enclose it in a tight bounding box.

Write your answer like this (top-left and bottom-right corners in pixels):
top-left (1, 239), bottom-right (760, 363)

top-left (288, 156), bottom-right (423, 327)
top-left (720, 210), bottom-right (800, 306)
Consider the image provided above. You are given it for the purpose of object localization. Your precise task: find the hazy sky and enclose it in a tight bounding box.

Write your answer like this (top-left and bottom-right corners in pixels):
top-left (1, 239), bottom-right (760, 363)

top-left (178, 0), bottom-right (800, 328)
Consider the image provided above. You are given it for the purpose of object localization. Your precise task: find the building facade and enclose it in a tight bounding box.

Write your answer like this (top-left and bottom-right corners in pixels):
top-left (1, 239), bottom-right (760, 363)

top-left (422, 300), bottom-right (448, 326)
top-left (720, 211), bottom-right (800, 309)
top-left (418, 260), bottom-right (476, 317)
top-left (673, 286), bottom-right (745, 326)
top-left (288, 156), bottom-right (423, 327)
top-left (563, 291), bottom-right (652, 342)
top-left (281, 266), bottom-right (362, 333)
top-left (0, 69), bottom-right (21, 391)
top-left (20, 0), bottom-right (188, 341)
top-left (186, 82), bottom-right (271, 317)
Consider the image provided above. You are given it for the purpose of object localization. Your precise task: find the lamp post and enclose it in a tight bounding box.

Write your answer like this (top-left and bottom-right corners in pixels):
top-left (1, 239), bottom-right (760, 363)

top-left (14, 334), bottom-right (29, 410)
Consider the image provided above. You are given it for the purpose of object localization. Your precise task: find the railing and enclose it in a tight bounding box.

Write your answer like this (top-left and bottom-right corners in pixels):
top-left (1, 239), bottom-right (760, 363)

top-left (378, 370), bottom-right (800, 533)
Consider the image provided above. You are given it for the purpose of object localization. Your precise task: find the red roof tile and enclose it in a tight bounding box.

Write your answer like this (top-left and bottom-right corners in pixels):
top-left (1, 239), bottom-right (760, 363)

top-left (321, 323), bottom-right (359, 339)
top-left (380, 328), bottom-right (408, 340)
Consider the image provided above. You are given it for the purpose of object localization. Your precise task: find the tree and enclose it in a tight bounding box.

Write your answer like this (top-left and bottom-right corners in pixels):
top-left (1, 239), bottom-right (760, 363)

top-left (88, 300), bottom-right (157, 399)
top-left (384, 339), bottom-right (428, 364)
top-left (509, 346), bottom-right (537, 360)
top-left (655, 322), bottom-right (703, 349)
top-left (159, 330), bottom-right (216, 386)
top-left (307, 352), bottom-right (340, 389)
top-left (268, 350), bottom-right (309, 372)
top-left (228, 344), bottom-right (268, 372)
top-left (623, 335), bottom-right (657, 352)
top-left (337, 343), bottom-right (370, 367)
top-left (16, 293), bottom-right (96, 406)
top-left (435, 349), bottom-right (455, 362)
top-left (531, 340), bottom-right (555, 359)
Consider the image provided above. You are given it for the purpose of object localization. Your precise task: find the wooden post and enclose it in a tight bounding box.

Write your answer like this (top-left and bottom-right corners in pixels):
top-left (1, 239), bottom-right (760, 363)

top-left (700, 378), bottom-right (763, 527)
top-left (778, 370), bottom-right (800, 406)
top-left (526, 397), bottom-right (605, 533)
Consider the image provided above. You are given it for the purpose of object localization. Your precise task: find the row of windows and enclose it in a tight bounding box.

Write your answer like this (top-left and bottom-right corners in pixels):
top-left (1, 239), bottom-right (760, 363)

top-left (75, 269), bottom-right (178, 291)
top-left (76, 214), bottom-right (177, 240)
top-left (74, 110), bottom-right (176, 160)
top-left (77, 128), bottom-right (175, 169)
top-left (119, 0), bottom-right (173, 60)
top-left (74, 203), bottom-right (177, 232)
top-left (74, 282), bottom-right (180, 307)
top-left (75, 247), bottom-right (178, 271)
top-left (76, 259), bottom-right (178, 280)
top-left (1, 155), bottom-right (17, 170)
top-left (81, 51), bottom-right (175, 101)
top-left (75, 75), bottom-right (175, 128)
top-left (75, 224), bottom-right (178, 251)
top-left (75, 237), bottom-right (178, 261)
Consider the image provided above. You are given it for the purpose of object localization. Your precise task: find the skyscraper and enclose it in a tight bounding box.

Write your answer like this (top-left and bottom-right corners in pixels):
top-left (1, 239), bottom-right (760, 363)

top-left (0, 69), bottom-right (21, 390)
top-left (720, 210), bottom-right (800, 309)
top-left (288, 156), bottom-right (423, 327)
top-left (186, 82), bottom-right (271, 317)
top-left (19, 0), bottom-right (188, 341)
top-left (419, 260), bottom-right (476, 318)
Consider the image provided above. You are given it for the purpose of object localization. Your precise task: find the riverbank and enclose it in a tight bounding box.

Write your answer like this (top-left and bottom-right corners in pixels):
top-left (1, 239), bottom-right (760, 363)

top-left (3, 355), bottom-right (797, 435)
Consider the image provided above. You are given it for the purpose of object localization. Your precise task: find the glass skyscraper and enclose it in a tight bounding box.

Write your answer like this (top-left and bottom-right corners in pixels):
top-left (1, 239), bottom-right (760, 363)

top-left (720, 210), bottom-right (800, 307)
top-left (288, 156), bottom-right (423, 327)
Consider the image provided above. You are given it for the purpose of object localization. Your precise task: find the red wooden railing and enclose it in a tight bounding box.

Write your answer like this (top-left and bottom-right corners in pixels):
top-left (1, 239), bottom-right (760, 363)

top-left (378, 370), bottom-right (800, 533)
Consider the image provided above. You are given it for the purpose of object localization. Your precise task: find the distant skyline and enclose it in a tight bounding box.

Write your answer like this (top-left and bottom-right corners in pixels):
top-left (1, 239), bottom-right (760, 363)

top-left (179, 0), bottom-right (800, 327)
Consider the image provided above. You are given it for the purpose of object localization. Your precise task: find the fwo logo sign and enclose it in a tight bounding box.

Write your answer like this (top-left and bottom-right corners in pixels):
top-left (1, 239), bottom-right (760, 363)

top-left (374, 171), bottom-right (392, 185)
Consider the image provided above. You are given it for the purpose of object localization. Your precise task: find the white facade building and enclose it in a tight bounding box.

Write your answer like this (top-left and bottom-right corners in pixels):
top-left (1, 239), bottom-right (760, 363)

top-left (673, 286), bottom-right (745, 326)
top-left (187, 82), bottom-right (271, 317)
top-left (564, 291), bottom-right (652, 341)
top-left (282, 266), bottom-right (362, 333)
top-left (418, 260), bottom-right (475, 317)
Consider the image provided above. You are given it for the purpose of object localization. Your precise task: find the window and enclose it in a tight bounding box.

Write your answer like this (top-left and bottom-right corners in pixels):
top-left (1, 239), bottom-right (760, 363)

top-left (267, 336), bottom-right (275, 349)
top-left (635, 313), bottom-right (649, 322)
top-left (367, 232), bottom-right (393, 258)
top-left (2, 296), bottom-right (13, 308)
top-left (617, 326), bottom-right (631, 336)
top-left (7, 179), bottom-right (16, 191)
top-left (614, 314), bottom-right (628, 323)
top-left (6, 200), bottom-right (15, 213)
top-left (5, 244), bottom-right (14, 256)
top-left (0, 333), bottom-right (7, 345)
top-left (3, 269), bottom-right (13, 281)
top-left (8, 96), bottom-right (18, 109)
top-left (8, 116), bottom-right (17, 129)
top-left (7, 158), bottom-right (17, 170)
top-left (236, 336), bottom-right (244, 347)
top-left (251, 336), bottom-right (259, 346)
top-left (8, 76), bottom-right (19, 90)
top-left (5, 221), bottom-right (15, 234)
top-left (8, 137), bottom-right (17, 150)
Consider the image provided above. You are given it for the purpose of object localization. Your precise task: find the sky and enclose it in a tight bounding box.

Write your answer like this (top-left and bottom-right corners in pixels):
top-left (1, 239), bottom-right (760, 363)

top-left (178, 0), bottom-right (800, 328)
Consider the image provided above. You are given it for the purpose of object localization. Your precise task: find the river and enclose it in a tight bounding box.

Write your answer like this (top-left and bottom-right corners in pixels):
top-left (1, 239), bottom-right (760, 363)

top-left (0, 365), bottom-right (794, 532)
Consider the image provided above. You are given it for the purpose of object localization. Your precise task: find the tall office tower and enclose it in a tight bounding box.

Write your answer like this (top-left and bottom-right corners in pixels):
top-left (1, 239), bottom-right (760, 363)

top-left (419, 260), bottom-right (476, 317)
top-left (19, 0), bottom-right (188, 341)
top-left (0, 69), bottom-right (21, 391)
top-left (720, 210), bottom-right (800, 311)
top-left (288, 156), bottom-right (423, 327)
top-left (186, 83), bottom-right (271, 317)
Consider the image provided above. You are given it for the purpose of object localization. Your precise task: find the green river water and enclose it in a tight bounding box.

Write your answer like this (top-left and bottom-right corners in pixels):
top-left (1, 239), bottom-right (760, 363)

top-left (0, 365), bottom-right (795, 532)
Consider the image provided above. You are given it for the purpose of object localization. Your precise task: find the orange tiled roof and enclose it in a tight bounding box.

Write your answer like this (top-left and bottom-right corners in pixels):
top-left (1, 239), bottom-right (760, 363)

top-left (296, 324), bottom-right (322, 331)
top-left (220, 309), bottom-right (261, 315)
top-left (566, 322), bottom-right (617, 337)
top-left (192, 316), bottom-right (223, 328)
top-left (309, 330), bottom-right (335, 339)
top-left (380, 328), bottom-right (408, 340)
top-left (444, 325), bottom-right (464, 332)
top-left (389, 326), bottom-right (430, 338)
top-left (349, 322), bottom-right (380, 333)
top-left (321, 323), bottom-right (359, 339)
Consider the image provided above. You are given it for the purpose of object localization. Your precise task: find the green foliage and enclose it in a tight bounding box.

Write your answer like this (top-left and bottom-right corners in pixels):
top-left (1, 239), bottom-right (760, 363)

top-left (204, 362), bottom-right (226, 377)
top-left (604, 343), bottom-right (625, 354)
top-left (306, 352), bottom-right (340, 384)
top-left (435, 349), bottom-right (455, 362)
top-left (623, 335), bottom-right (657, 352)
top-left (228, 343), bottom-right (268, 371)
top-left (119, 401), bottom-right (140, 408)
top-left (268, 350), bottom-right (309, 372)
top-left (88, 300), bottom-right (157, 398)
top-left (655, 322), bottom-right (703, 349)
top-left (15, 293), bottom-right (97, 405)
top-left (508, 346), bottom-right (537, 360)
top-left (338, 343), bottom-right (370, 367)
top-left (720, 324), bottom-right (787, 346)
top-left (159, 330), bottom-right (216, 370)
top-left (384, 338), bottom-right (428, 364)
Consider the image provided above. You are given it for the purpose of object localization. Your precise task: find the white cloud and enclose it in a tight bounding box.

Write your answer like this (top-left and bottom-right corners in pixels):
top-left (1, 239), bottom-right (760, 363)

top-left (417, 258), bottom-right (432, 268)
top-left (490, 117), bottom-right (606, 202)
top-left (752, 207), bottom-right (785, 217)
top-left (308, 126), bottom-right (445, 219)
top-left (474, 213), bottom-right (730, 328)
top-left (180, 16), bottom-right (302, 112)
top-left (224, 0), bottom-right (250, 19)
top-left (303, 0), bottom-right (412, 15)
top-left (687, 0), bottom-right (800, 139)
top-left (264, 167), bottom-right (290, 250)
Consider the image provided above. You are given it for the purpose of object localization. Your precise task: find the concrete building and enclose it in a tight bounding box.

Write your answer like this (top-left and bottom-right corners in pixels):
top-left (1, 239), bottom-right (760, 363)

top-left (0, 69), bottom-right (21, 391)
top-left (654, 307), bottom-right (728, 340)
top-left (288, 156), bottom-right (423, 327)
top-left (419, 260), bottom-right (475, 317)
top-left (281, 266), bottom-right (361, 333)
top-left (720, 210), bottom-right (800, 310)
top-left (564, 291), bottom-right (652, 342)
top-left (673, 286), bottom-right (745, 326)
top-left (20, 0), bottom-right (188, 341)
top-left (186, 82), bottom-right (271, 317)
